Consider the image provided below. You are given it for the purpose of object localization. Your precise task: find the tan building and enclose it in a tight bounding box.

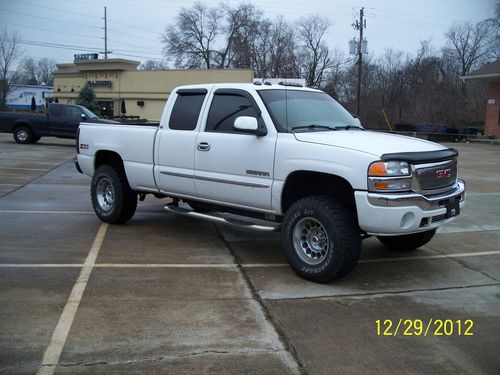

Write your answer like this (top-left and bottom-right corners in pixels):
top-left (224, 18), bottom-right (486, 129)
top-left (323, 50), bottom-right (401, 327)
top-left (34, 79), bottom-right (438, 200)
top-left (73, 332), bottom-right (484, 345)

top-left (462, 59), bottom-right (500, 139)
top-left (53, 58), bottom-right (253, 121)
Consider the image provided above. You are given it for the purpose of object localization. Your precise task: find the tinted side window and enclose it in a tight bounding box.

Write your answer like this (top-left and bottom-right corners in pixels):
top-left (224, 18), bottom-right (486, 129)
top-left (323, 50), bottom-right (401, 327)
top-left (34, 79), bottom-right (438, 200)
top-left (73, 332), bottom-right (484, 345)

top-left (64, 107), bottom-right (83, 123)
top-left (206, 94), bottom-right (259, 133)
top-left (169, 93), bottom-right (206, 131)
top-left (49, 105), bottom-right (63, 117)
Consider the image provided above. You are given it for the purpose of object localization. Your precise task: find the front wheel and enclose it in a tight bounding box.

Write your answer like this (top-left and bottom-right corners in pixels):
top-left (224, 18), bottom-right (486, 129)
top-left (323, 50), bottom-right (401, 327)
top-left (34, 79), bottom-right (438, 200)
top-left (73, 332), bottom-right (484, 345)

top-left (91, 165), bottom-right (137, 224)
top-left (377, 229), bottom-right (436, 251)
top-left (282, 196), bottom-right (361, 283)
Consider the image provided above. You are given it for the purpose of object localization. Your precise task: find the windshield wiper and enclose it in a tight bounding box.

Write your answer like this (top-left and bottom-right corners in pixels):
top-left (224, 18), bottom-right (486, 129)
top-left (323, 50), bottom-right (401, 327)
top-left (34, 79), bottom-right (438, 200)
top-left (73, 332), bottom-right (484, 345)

top-left (290, 124), bottom-right (338, 132)
top-left (335, 125), bottom-right (364, 130)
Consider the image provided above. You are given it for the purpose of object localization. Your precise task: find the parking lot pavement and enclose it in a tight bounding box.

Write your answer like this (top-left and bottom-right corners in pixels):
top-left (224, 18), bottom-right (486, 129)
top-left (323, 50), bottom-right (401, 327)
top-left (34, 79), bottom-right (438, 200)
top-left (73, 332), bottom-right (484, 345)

top-left (0, 135), bottom-right (76, 198)
top-left (0, 136), bottom-right (499, 374)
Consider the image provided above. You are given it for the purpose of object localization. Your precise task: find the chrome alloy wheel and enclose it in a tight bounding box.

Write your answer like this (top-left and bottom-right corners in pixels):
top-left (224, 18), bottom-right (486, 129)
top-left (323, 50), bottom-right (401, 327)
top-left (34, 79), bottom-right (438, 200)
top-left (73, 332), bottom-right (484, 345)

top-left (17, 129), bottom-right (29, 142)
top-left (292, 217), bottom-right (330, 265)
top-left (96, 177), bottom-right (114, 211)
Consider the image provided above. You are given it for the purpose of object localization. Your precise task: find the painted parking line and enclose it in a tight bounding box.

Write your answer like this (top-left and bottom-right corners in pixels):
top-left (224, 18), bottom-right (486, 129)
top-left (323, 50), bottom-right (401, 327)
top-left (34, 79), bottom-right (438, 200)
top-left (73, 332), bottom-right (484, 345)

top-left (0, 210), bottom-right (95, 215)
top-left (0, 167), bottom-right (49, 171)
top-left (37, 223), bottom-right (108, 375)
top-left (1, 250), bottom-right (499, 270)
top-left (358, 250), bottom-right (500, 263)
top-left (0, 184), bottom-right (23, 187)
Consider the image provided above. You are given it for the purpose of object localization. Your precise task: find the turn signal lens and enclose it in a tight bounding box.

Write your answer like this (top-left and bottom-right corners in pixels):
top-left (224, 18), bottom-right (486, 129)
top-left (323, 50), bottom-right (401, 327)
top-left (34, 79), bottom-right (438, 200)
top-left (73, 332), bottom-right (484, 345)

top-left (374, 182), bottom-right (389, 190)
top-left (368, 162), bottom-right (387, 176)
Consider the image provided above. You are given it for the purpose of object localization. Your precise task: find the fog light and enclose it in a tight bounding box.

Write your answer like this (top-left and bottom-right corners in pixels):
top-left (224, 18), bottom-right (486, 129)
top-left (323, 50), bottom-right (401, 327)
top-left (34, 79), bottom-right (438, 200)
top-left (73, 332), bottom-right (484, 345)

top-left (400, 212), bottom-right (415, 229)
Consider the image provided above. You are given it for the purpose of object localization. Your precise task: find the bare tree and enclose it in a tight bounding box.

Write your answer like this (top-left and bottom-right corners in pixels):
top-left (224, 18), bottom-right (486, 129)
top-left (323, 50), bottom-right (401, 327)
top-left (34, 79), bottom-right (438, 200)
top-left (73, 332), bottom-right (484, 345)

top-left (444, 21), bottom-right (494, 78)
top-left (162, 2), bottom-right (220, 69)
top-left (269, 17), bottom-right (299, 78)
top-left (36, 58), bottom-right (56, 85)
top-left (139, 59), bottom-right (169, 70)
top-left (296, 15), bottom-right (332, 87)
top-left (19, 57), bottom-right (38, 85)
top-left (0, 28), bottom-right (23, 109)
top-left (217, 3), bottom-right (262, 69)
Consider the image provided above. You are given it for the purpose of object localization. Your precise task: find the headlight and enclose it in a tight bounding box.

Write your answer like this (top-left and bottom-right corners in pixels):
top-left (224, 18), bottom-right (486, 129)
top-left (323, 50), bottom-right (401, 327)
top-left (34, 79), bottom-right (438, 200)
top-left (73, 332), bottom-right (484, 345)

top-left (368, 161), bottom-right (409, 177)
top-left (368, 161), bottom-right (412, 192)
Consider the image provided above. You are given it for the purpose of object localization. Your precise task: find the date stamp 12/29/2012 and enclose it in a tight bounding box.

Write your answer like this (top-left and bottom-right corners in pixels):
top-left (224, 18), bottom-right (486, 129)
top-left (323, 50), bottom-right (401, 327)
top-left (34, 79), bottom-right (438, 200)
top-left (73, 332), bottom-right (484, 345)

top-left (376, 319), bottom-right (474, 336)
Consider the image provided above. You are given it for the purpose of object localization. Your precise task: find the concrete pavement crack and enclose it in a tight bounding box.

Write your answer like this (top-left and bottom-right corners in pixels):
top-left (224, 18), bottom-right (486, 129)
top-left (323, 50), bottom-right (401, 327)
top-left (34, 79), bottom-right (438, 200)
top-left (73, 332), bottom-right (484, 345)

top-left (0, 158), bottom-right (74, 199)
top-left (426, 244), bottom-right (499, 282)
top-left (213, 224), bottom-right (307, 375)
top-left (267, 282), bottom-right (500, 302)
top-left (0, 349), bottom-right (288, 372)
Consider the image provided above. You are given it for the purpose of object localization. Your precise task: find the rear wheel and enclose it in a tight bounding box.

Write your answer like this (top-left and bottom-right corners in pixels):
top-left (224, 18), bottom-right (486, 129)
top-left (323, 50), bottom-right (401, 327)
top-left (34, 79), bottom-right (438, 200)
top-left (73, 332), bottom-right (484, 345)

top-left (282, 196), bottom-right (361, 283)
top-left (377, 229), bottom-right (436, 251)
top-left (91, 165), bottom-right (137, 224)
top-left (13, 126), bottom-right (33, 144)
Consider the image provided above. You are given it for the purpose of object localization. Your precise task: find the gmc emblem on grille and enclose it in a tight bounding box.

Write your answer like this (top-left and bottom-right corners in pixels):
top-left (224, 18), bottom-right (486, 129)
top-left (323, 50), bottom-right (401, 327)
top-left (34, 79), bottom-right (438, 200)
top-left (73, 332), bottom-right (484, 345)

top-left (436, 168), bottom-right (451, 178)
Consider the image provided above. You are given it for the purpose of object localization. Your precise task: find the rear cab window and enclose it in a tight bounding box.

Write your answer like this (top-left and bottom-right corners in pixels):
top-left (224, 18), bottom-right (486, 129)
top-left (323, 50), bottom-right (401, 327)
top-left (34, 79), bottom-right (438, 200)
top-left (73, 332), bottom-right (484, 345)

top-left (169, 89), bottom-right (207, 131)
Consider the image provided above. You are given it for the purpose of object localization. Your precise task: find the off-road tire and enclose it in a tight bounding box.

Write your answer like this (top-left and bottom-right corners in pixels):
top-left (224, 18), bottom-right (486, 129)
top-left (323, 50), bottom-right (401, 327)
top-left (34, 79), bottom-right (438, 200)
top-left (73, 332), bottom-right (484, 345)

top-left (377, 229), bottom-right (436, 251)
top-left (282, 196), bottom-right (361, 283)
top-left (91, 165), bottom-right (137, 224)
top-left (13, 126), bottom-right (33, 144)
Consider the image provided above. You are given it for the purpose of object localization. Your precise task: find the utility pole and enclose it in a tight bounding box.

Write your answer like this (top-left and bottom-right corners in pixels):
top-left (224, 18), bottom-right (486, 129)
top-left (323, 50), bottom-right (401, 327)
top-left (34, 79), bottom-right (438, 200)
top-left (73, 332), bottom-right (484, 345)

top-left (103, 6), bottom-right (108, 59)
top-left (352, 7), bottom-right (366, 116)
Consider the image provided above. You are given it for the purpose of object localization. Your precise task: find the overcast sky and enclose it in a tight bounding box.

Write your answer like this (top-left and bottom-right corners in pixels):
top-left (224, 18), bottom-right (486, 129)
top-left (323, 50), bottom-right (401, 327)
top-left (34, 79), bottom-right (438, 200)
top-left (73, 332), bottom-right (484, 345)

top-left (0, 0), bottom-right (497, 66)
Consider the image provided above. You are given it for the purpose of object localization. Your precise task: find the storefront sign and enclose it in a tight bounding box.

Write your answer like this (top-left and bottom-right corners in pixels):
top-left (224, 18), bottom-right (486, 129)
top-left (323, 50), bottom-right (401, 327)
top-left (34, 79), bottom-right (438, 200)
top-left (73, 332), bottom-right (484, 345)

top-left (88, 80), bottom-right (112, 88)
top-left (74, 53), bottom-right (98, 61)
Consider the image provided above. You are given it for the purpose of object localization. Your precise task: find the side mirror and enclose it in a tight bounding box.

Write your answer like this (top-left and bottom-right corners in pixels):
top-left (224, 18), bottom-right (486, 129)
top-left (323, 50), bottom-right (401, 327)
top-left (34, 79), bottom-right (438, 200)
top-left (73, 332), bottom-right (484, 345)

top-left (233, 116), bottom-right (267, 136)
top-left (81, 114), bottom-right (87, 121)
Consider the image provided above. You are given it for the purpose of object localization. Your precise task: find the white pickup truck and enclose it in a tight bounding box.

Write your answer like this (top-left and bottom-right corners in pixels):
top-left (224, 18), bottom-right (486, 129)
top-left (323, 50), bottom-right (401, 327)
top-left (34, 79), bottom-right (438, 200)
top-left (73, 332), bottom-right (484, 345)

top-left (76, 83), bottom-right (465, 282)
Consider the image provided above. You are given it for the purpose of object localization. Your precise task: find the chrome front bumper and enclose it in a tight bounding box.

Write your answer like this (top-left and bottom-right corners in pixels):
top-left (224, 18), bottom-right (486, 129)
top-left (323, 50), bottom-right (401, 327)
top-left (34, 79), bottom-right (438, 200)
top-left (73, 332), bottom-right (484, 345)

top-left (355, 180), bottom-right (465, 235)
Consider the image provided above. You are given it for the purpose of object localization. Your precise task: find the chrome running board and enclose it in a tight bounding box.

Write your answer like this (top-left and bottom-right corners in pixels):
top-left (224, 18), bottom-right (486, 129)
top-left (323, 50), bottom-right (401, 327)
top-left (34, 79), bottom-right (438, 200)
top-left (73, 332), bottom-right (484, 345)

top-left (164, 205), bottom-right (281, 233)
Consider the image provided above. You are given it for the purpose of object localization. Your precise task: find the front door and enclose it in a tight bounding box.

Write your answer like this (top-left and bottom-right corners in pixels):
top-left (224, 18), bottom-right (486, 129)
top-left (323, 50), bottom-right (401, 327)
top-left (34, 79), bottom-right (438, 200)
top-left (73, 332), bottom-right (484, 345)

top-left (194, 90), bottom-right (276, 210)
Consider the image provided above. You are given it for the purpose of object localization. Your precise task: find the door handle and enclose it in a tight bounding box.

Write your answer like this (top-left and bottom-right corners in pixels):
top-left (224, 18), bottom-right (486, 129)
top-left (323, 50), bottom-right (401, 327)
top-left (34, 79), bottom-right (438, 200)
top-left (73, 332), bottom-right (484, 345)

top-left (197, 142), bottom-right (211, 151)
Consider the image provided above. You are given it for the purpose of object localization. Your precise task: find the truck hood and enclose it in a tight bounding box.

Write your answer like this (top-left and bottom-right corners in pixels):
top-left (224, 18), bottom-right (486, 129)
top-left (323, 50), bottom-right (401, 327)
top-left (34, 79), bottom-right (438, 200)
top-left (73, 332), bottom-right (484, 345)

top-left (293, 130), bottom-right (446, 157)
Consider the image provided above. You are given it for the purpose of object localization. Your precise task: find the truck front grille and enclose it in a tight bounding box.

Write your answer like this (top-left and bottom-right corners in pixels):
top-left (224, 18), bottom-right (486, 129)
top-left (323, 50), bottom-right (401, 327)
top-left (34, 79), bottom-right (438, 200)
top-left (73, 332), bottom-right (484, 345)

top-left (412, 159), bottom-right (458, 195)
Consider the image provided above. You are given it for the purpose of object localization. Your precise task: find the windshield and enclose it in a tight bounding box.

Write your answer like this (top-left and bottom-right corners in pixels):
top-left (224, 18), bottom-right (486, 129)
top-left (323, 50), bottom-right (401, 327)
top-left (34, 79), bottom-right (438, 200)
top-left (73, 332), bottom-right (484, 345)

top-left (258, 89), bottom-right (361, 132)
top-left (78, 105), bottom-right (98, 119)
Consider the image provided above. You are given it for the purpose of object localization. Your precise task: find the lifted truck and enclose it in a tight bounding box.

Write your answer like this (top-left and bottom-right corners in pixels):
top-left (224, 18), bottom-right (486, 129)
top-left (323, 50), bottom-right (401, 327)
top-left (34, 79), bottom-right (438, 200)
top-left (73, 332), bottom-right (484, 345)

top-left (0, 103), bottom-right (116, 144)
top-left (76, 83), bottom-right (465, 282)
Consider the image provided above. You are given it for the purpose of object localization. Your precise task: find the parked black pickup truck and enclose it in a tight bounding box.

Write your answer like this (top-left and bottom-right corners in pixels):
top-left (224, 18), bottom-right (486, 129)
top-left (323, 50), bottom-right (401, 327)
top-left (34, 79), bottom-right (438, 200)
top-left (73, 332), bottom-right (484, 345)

top-left (0, 103), bottom-right (118, 144)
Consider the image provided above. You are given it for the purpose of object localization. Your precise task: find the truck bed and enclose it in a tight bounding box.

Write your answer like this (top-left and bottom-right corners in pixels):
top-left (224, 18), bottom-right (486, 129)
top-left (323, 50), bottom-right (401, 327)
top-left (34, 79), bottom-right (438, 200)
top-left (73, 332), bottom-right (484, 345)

top-left (78, 122), bottom-right (159, 191)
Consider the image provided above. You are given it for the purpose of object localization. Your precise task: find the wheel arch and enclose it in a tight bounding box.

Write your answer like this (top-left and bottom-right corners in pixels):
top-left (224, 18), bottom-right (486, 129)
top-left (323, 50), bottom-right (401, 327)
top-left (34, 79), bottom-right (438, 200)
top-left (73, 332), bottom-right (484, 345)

top-left (94, 150), bottom-right (126, 176)
top-left (281, 170), bottom-right (356, 214)
top-left (12, 122), bottom-right (32, 133)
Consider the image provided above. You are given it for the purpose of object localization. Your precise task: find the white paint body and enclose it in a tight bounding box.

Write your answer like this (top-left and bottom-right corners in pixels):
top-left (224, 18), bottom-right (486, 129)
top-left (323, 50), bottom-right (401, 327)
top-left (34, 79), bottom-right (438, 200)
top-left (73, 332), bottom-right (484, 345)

top-left (77, 83), bottom-right (465, 235)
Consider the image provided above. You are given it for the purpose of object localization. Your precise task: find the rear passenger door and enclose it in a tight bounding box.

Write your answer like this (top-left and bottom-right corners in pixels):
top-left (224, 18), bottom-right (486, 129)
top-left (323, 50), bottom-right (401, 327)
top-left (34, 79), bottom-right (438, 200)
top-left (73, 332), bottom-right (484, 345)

top-left (194, 89), bottom-right (276, 210)
top-left (155, 89), bottom-right (207, 197)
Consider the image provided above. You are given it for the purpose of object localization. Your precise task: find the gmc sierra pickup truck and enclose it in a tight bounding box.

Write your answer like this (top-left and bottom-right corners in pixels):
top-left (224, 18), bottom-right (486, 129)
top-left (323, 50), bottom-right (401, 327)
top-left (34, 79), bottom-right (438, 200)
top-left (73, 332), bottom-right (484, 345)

top-left (76, 83), bottom-right (465, 282)
top-left (0, 103), bottom-right (117, 144)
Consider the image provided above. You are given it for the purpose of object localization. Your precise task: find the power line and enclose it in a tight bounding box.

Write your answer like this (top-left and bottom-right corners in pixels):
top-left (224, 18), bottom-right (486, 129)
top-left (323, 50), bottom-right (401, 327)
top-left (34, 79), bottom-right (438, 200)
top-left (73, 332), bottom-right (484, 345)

top-left (19, 39), bottom-right (164, 59)
top-left (0, 8), bottom-right (101, 29)
top-left (367, 13), bottom-right (446, 29)
top-left (0, 20), bottom-right (100, 40)
top-left (367, 6), bottom-right (465, 23)
top-left (9, 0), bottom-right (101, 19)
top-left (0, 21), bottom-right (160, 54)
